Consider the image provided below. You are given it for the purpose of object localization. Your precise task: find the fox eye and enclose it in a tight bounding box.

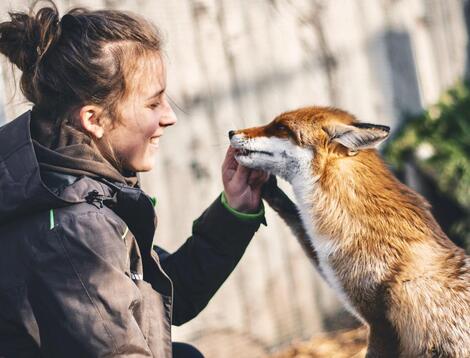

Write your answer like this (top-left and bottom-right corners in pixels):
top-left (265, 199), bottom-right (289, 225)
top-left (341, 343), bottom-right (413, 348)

top-left (275, 123), bottom-right (289, 131)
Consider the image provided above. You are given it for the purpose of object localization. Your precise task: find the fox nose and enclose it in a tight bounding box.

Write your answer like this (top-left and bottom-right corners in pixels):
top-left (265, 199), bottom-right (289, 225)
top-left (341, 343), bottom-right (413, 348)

top-left (228, 130), bottom-right (235, 139)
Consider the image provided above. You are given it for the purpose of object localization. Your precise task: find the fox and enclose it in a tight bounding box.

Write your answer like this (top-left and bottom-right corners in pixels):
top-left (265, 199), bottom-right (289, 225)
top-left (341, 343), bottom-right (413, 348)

top-left (229, 106), bottom-right (470, 357)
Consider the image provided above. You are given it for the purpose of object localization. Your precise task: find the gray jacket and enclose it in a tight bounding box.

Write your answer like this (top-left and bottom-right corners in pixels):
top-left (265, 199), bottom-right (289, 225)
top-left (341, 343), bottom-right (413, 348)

top-left (0, 112), bottom-right (265, 357)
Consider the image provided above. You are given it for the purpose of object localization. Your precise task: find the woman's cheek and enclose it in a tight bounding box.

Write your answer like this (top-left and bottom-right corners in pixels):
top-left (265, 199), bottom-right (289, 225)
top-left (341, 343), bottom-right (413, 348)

top-left (147, 116), bottom-right (161, 136)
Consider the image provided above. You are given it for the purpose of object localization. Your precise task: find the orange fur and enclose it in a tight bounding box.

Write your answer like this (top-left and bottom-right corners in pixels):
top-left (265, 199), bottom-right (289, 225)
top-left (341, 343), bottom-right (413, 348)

top-left (235, 107), bottom-right (470, 357)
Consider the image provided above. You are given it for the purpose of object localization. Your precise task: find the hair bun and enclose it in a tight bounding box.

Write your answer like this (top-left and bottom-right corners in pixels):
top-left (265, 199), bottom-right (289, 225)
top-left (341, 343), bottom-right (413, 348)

top-left (0, 2), bottom-right (60, 73)
top-left (0, 1), bottom-right (163, 116)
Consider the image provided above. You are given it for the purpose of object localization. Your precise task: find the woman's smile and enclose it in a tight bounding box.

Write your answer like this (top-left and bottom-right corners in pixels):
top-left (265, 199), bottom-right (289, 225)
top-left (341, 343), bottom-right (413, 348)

top-left (149, 135), bottom-right (160, 147)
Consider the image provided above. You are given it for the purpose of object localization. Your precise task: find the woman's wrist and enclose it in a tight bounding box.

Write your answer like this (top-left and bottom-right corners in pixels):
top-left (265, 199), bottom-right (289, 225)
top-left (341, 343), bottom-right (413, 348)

top-left (221, 192), bottom-right (264, 220)
top-left (222, 191), bottom-right (261, 213)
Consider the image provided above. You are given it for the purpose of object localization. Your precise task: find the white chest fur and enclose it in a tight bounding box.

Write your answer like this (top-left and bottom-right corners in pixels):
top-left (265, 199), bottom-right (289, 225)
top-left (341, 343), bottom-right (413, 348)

top-left (291, 175), bottom-right (364, 321)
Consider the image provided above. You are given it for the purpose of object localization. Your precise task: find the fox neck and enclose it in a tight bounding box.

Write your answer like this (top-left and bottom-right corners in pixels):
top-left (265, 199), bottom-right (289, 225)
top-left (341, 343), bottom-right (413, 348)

top-left (289, 150), bottom-right (434, 242)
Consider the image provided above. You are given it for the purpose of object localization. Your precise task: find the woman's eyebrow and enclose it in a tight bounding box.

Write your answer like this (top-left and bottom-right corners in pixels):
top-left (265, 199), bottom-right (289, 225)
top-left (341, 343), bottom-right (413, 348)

top-left (146, 88), bottom-right (165, 100)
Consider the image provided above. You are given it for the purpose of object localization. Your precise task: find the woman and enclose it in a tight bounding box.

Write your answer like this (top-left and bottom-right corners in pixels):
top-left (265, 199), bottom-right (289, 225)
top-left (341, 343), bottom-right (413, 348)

top-left (0, 2), bottom-right (268, 357)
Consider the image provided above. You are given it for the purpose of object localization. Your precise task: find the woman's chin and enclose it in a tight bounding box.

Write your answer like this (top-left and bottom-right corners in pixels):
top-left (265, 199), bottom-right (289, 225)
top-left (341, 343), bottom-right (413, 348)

top-left (126, 158), bottom-right (155, 173)
top-left (136, 163), bottom-right (155, 172)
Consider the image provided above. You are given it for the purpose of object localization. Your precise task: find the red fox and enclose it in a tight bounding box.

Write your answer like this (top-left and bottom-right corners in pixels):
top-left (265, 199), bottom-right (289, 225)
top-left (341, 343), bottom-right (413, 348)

top-left (229, 106), bottom-right (470, 357)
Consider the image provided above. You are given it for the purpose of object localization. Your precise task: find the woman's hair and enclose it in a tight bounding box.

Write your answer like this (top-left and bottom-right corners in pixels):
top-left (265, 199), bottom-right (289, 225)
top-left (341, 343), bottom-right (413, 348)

top-left (0, 0), bottom-right (162, 121)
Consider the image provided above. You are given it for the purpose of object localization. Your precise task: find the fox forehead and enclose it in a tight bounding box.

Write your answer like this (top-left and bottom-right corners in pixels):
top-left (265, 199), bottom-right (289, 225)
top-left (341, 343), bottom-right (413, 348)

top-left (276, 106), bottom-right (357, 129)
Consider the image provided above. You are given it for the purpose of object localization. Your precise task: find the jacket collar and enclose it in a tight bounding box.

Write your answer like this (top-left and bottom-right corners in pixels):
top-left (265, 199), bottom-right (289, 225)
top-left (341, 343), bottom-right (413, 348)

top-left (0, 111), bottom-right (135, 225)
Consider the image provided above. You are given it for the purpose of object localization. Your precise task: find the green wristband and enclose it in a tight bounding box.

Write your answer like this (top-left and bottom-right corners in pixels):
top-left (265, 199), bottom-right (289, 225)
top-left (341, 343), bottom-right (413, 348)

top-left (220, 192), bottom-right (265, 222)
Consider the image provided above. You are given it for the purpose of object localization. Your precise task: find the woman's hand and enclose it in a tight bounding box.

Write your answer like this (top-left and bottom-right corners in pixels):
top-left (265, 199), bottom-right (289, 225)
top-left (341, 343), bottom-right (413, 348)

top-left (222, 146), bottom-right (269, 213)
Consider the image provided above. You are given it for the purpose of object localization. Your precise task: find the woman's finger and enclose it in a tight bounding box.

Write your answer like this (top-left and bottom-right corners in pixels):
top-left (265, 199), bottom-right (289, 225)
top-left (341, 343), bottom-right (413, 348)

top-left (232, 162), bottom-right (250, 184)
top-left (222, 146), bottom-right (238, 171)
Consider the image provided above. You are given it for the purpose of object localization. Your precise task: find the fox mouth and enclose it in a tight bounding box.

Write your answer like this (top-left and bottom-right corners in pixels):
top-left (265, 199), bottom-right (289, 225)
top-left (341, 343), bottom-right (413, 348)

top-left (235, 148), bottom-right (273, 157)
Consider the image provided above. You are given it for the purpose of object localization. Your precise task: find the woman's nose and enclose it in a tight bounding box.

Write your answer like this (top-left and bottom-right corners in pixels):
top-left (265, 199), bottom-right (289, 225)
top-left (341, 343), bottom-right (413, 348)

top-left (160, 105), bottom-right (177, 127)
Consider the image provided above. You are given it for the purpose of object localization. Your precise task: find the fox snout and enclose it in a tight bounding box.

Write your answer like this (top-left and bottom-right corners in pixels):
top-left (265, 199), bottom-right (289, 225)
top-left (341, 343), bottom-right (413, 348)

top-left (228, 130), bottom-right (235, 139)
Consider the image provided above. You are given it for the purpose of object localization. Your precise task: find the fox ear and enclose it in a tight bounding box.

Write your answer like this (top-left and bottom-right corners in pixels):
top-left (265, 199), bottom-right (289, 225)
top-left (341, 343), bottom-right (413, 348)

top-left (324, 122), bottom-right (390, 151)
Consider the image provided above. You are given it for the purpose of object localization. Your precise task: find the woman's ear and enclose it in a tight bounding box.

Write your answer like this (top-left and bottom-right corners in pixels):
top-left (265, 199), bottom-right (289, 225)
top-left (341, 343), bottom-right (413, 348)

top-left (78, 105), bottom-right (105, 139)
top-left (324, 122), bottom-right (390, 152)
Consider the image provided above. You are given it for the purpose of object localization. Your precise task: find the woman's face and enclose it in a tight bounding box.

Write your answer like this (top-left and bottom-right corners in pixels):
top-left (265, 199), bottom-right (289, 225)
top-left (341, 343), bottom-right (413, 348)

top-left (104, 53), bottom-right (177, 172)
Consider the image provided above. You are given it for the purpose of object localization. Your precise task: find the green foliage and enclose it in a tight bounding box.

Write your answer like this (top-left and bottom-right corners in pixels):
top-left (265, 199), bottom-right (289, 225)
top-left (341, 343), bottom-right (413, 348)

top-left (384, 82), bottom-right (470, 251)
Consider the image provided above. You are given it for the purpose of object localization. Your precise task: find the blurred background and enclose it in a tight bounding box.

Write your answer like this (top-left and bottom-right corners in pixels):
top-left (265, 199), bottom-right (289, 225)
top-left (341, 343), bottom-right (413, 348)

top-left (1, 0), bottom-right (469, 357)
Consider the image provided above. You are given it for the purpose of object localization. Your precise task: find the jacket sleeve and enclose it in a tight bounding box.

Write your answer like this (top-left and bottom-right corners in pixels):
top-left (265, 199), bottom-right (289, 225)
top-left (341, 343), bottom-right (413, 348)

top-left (157, 193), bottom-right (265, 326)
top-left (30, 210), bottom-right (152, 357)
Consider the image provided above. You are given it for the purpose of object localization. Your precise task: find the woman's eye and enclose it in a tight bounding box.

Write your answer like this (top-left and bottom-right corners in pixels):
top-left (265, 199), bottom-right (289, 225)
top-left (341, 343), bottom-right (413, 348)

top-left (149, 102), bottom-right (160, 109)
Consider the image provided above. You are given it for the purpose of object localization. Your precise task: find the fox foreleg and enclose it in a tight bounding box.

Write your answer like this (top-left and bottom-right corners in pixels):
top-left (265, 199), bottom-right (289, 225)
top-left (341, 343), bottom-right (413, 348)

top-left (261, 175), bottom-right (319, 268)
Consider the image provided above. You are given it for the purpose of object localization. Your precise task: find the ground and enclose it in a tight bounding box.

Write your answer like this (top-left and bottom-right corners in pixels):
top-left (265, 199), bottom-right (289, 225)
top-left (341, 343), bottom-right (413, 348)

top-left (268, 326), bottom-right (368, 358)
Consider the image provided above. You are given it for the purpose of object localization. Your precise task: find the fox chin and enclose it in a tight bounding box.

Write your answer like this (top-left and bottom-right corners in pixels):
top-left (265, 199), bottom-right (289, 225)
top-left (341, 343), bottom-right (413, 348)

top-left (230, 106), bottom-right (470, 358)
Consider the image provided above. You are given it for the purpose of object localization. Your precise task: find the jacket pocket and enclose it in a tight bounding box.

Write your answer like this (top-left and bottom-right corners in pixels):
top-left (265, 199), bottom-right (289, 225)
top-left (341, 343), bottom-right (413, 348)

top-left (135, 280), bottom-right (172, 358)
